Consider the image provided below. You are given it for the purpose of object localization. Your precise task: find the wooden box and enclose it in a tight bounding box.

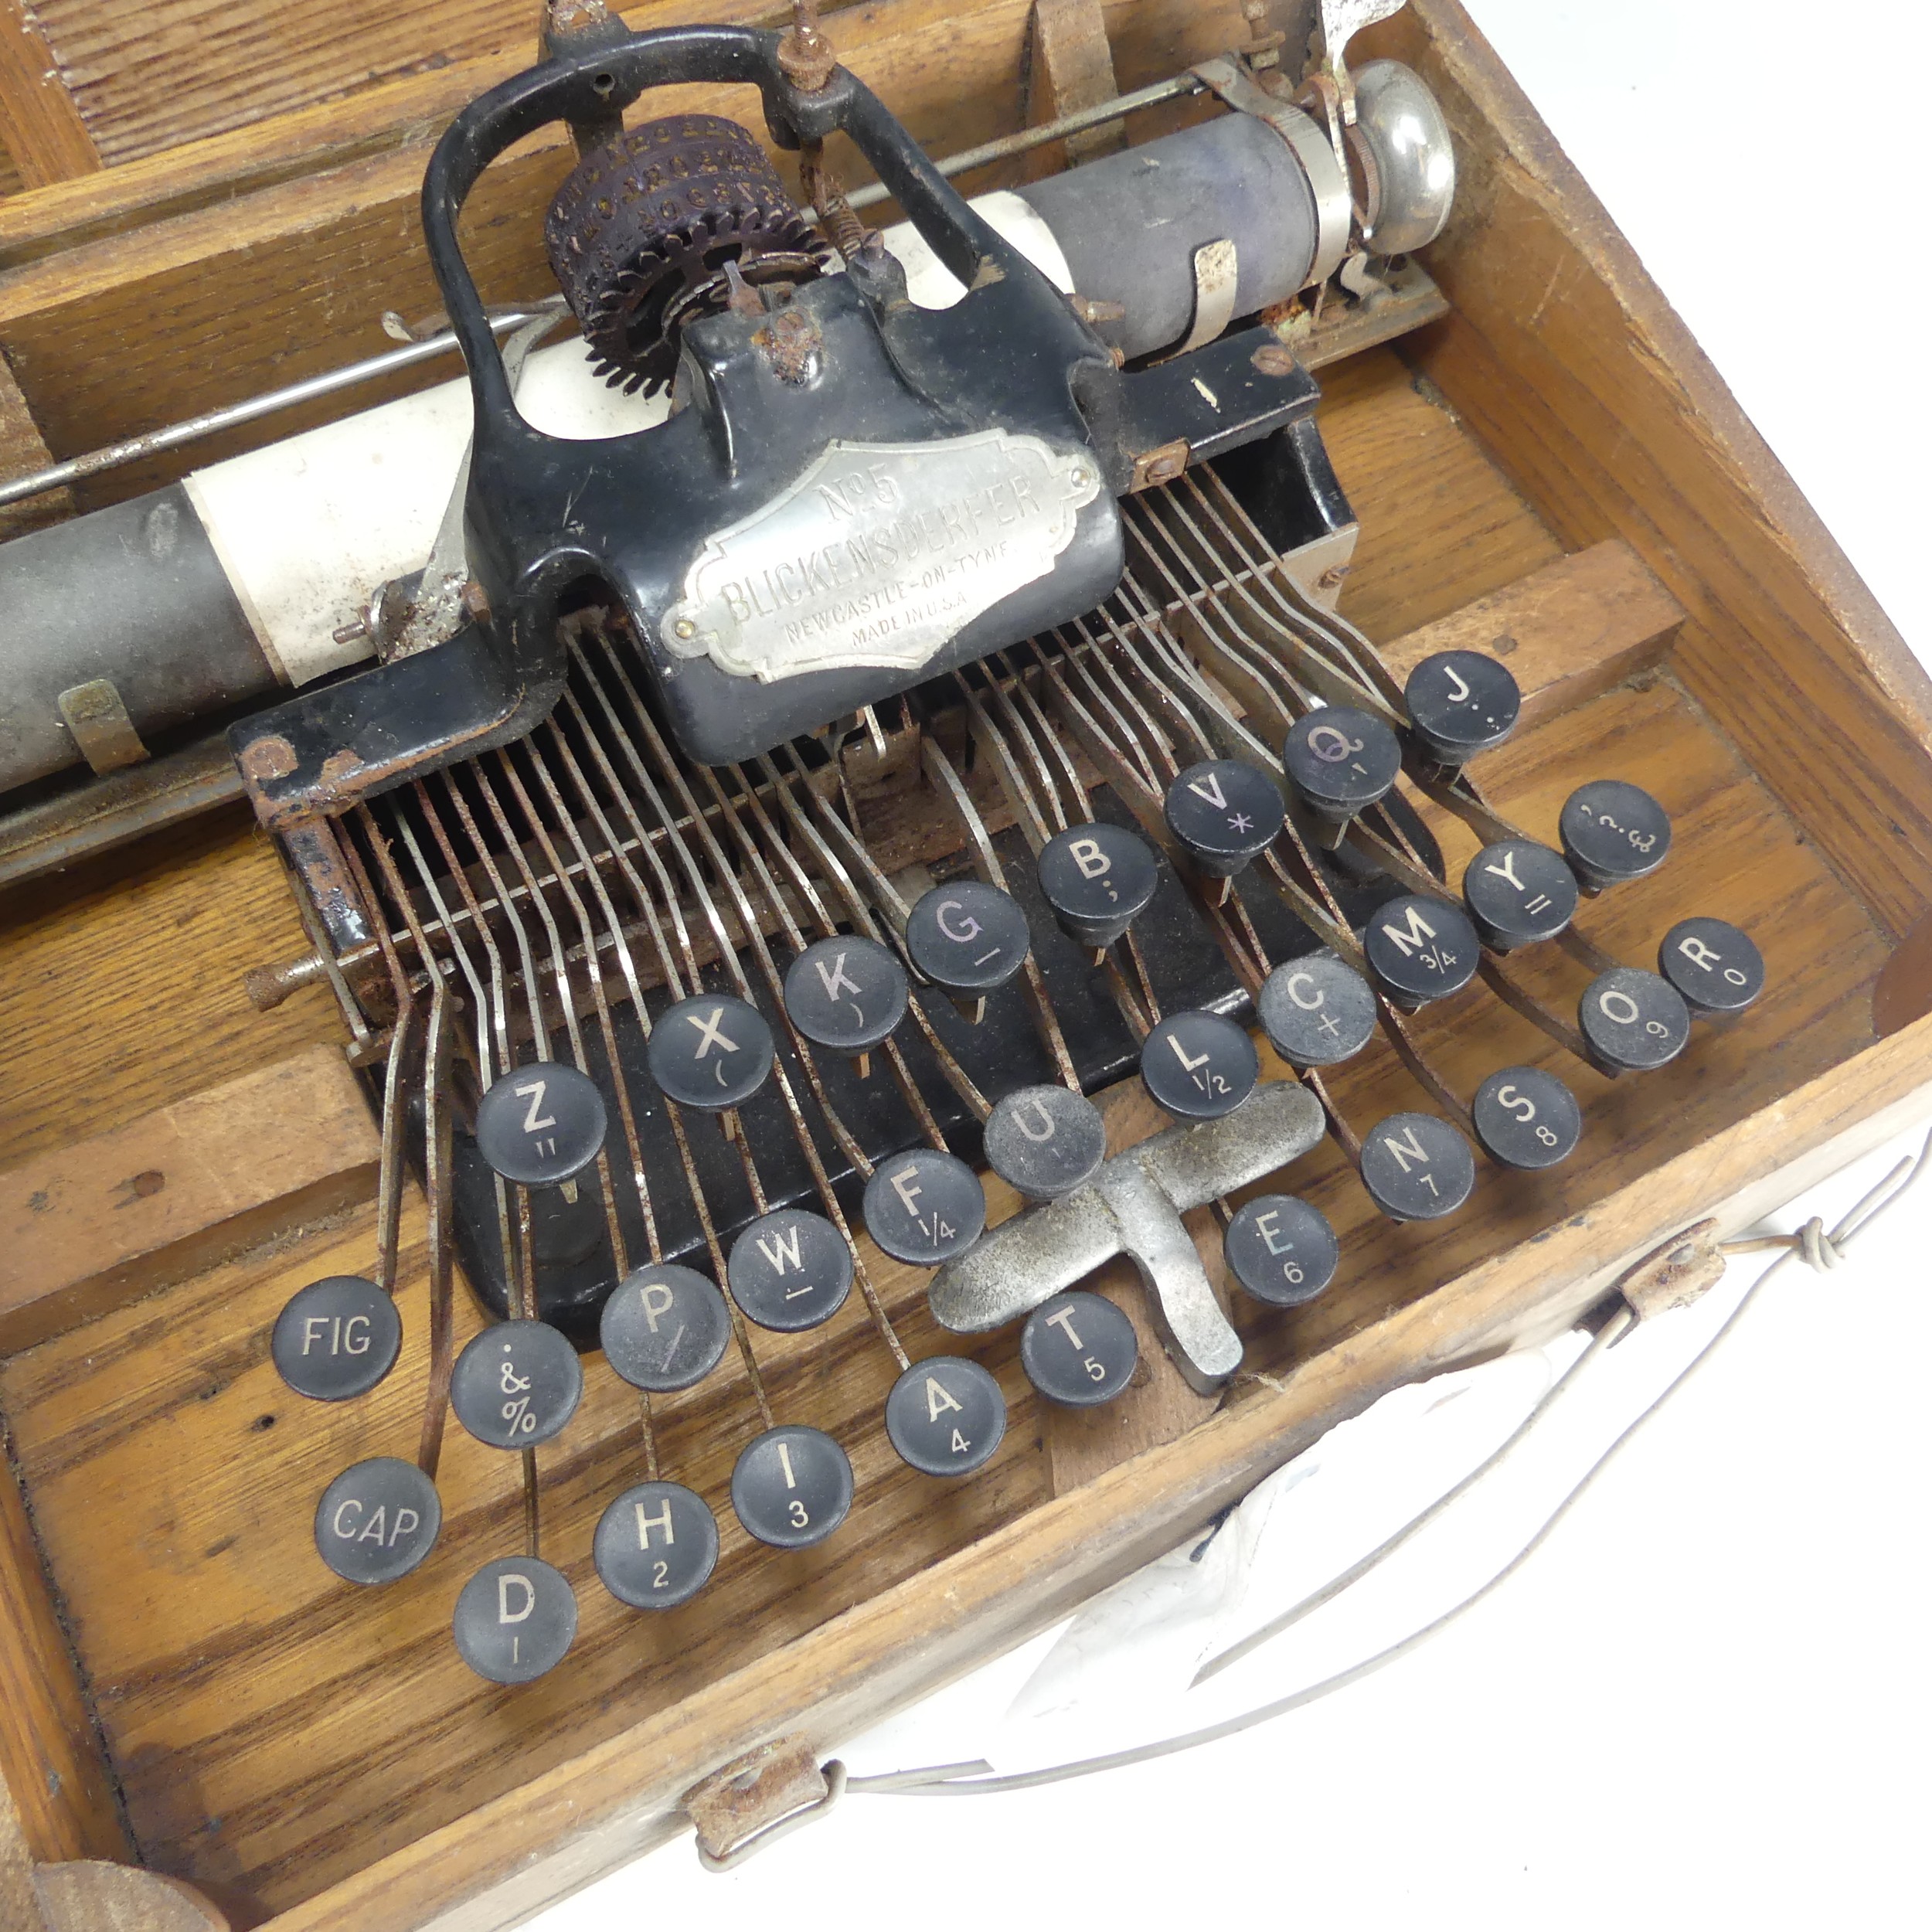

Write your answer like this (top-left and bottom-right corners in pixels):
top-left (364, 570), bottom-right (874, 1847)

top-left (2, 2), bottom-right (1930, 1927)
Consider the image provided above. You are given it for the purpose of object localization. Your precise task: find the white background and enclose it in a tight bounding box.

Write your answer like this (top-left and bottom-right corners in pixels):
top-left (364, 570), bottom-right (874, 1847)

top-left (535, 4), bottom-right (1932, 1926)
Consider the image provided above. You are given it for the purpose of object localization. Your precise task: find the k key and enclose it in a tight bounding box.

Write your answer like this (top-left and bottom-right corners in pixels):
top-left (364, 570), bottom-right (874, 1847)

top-left (782, 934), bottom-right (909, 1053)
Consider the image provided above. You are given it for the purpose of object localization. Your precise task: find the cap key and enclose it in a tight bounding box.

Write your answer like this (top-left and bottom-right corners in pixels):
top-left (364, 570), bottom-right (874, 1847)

top-left (782, 935), bottom-right (908, 1053)
top-left (314, 1457), bottom-right (440, 1585)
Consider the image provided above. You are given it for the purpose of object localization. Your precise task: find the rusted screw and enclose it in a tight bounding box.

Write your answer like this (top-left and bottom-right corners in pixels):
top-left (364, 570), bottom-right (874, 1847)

top-left (245, 953), bottom-right (329, 1012)
top-left (239, 733), bottom-right (298, 783)
top-left (1251, 341), bottom-right (1298, 377)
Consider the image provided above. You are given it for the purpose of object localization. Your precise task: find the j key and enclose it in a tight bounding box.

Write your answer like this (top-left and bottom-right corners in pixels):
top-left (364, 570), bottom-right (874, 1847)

top-left (1363, 895), bottom-right (1481, 1008)
top-left (450, 1318), bottom-right (583, 1448)
top-left (727, 1209), bottom-right (854, 1332)
top-left (1139, 1010), bottom-right (1260, 1121)
top-left (1256, 951), bottom-right (1379, 1067)
top-left (1036, 821), bottom-right (1159, 950)
top-left (782, 934), bottom-right (908, 1053)
top-left (885, 1355), bottom-right (1007, 1477)
top-left (1472, 1066), bottom-right (1583, 1170)
top-left (1658, 916), bottom-right (1765, 1015)
top-left (904, 880), bottom-right (1031, 994)
top-left (862, 1148), bottom-right (987, 1264)
top-left (314, 1457), bottom-right (440, 1586)
top-left (982, 1083), bottom-right (1107, 1201)
top-left (274, 1274), bottom-right (400, 1401)
top-left (1579, 967), bottom-right (1691, 1073)
top-left (647, 993), bottom-right (774, 1111)
top-left (452, 1556), bottom-right (577, 1684)
top-left (1403, 650), bottom-right (1521, 765)
top-left (1359, 1111), bottom-right (1477, 1220)
top-left (1223, 1194), bottom-right (1341, 1308)
top-left (1164, 759), bottom-right (1285, 879)
top-left (1283, 706), bottom-right (1403, 821)
top-left (731, 1424), bottom-right (854, 1549)
top-left (594, 1481), bottom-right (719, 1610)
top-left (600, 1263), bottom-right (732, 1393)
top-left (1461, 840), bottom-right (1579, 951)
top-left (1560, 780), bottom-right (1672, 891)
top-left (1020, 1289), bottom-right (1138, 1406)
top-left (474, 1061), bottom-right (606, 1186)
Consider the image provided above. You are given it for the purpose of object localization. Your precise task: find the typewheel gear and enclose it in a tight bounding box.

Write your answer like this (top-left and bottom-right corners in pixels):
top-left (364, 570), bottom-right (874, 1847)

top-left (544, 113), bottom-right (833, 396)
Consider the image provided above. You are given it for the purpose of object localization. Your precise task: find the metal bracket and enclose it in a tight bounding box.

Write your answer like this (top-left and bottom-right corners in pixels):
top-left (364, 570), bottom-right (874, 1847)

top-left (685, 1736), bottom-right (846, 1872)
top-left (929, 1080), bottom-right (1325, 1389)
top-left (56, 679), bottom-right (148, 774)
top-left (1614, 1218), bottom-right (1725, 1325)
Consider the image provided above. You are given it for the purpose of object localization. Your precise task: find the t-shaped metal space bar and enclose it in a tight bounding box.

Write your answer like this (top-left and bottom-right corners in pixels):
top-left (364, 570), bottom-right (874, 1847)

top-left (928, 1081), bottom-right (1325, 1390)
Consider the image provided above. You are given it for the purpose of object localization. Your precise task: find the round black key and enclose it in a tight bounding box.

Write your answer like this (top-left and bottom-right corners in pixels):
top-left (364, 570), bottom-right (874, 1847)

top-left (1139, 1010), bottom-right (1260, 1121)
top-left (274, 1275), bottom-right (400, 1401)
top-left (1461, 841), bottom-right (1578, 951)
top-left (1223, 1195), bottom-right (1340, 1308)
top-left (451, 1319), bottom-right (582, 1448)
top-left (1283, 706), bottom-right (1403, 818)
top-left (730, 1424), bottom-right (853, 1548)
top-left (600, 1263), bottom-right (732, 1393)
top-left (1403, 650), bottom-right (1521, 764)
top-left (862, 1148), bottom-right (986, 1265)
top-left (647, 993), bottom-right (774, 1111)
top-left (1020, 1290), bottom-right (1138, 1406)
top-left (1559, 780), bottom-right (1672, 890)
top-left (1362, 895), bottom-right (1481, 1007)
top-left (1359, 1111), bottom-right (1477, 1220)
top-left (904, 881), bottom-right (1030, 993)
top-left (727, 1209), bottom-right (853, 1332)
top-left (594, 1481), bottom-right (719, 1610)
top-left (885, 1356), bottom-right (1007, 1477)
top-left (1257, 951), bottom-right (1379, 1068)
top-left (1036, 822), bottom-right (1159, 949)
top-left (1578, 967), bottom-right (1691, 1073)
top-left (314, 1457), bottom-right (440, 1586)
top-left (782, 935), bottom-right (908, 1052)
top-left (474, 1061), bottom-right (606, 1186)
top-left (1472, 1066), bottom-right (1583, 1170)
top-left (982, 1083), bottom-right (1107, 1200)
top-left (1164, 760), bottom-right (1285, 879)
top-left (453, 1556), bottom-right (577, 1684)
top-left (1658, 917), bottom-right (1765, 1015)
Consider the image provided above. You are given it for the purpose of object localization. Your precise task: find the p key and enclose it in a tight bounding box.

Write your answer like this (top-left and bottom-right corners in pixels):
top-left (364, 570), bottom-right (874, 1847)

top-left (474, 1061), bottom-right (606, 1186)
top-left (647, 993), bottom-right (774, 1111)
top-left (1164, 759), bottom-right (1284, 879)
top-left (782, 934), bottom-right (908, 1053)
top-left (600, 1263), bottom-right (731, 1393)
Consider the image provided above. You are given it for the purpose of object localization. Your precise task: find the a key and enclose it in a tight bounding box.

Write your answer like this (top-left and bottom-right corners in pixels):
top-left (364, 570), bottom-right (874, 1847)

top-left (727, 1209), bottom-right (853, 1332)
top-left (273, 1274), bottom-right (400, 1401)
top-left (1657, 916), bottom-right (1765, 1015)
top-left (1359, 1111), bottom-right (1477, 1220)
top-left (474, 1060), bottom-right (606, 1186)
top-left (1163, 758), bottom-right (1284, 879)
top-left (452, 1556), bottom-right (577, 1683)
top-left (593, 1480), bottom-right (719, 1610)
top-left (730, 1424), bottom-right (853, 1548)
top-left (1256, 951), bottom-right (1379, 1067)
top-left (313, 1457), bottom-right (440, 1586)
top-left (1222, 1194), bottom-right (1340, 1308)
top-left (1037, 821), bottom-right (1159, 951)
top-left (1472, 1065), bottom-right (1582, 1169)
top-left (646, 993), bottom-right (774, 1110)
top-left (1283, 706), bottom-right (1403, 822)
top-left (1578, 966), bottom-right (1691, 1073)
top-left (1020, 1289), bottom-right (1138, 1405)
top-left (781, 934), bottom-right (909, 1053)
top-left (1403, 650), bottom-right (1521, 766)
top-left (981, 1083), bottom-right (1108, 1201)
top-left (1560, 780), bottom-right (1672, 891)
top-left (599, 1263), bottom-right (732, 1393)
top-left (884, 1356), bottom-right (1007, 1476)
top-left (1139, 1010), bottom-right (1260, 1121)
top-left (1363, 894), bottom-right (1481, 1009)
top-left (862, 1148), bottom-right (987, 1264)
top-left (450, 1318), bottom-right (583, 1448)
top-left (903, 880), bottom-right (1031, 995)
top-left (1461, 840), bottom-right (1579, 951)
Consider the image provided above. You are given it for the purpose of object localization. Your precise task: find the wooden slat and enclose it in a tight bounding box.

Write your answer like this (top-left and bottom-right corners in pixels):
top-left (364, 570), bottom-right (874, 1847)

top-left (0, 0), bottom-right (99, 187)
top-left (0, 346), bottom-right (65, 536)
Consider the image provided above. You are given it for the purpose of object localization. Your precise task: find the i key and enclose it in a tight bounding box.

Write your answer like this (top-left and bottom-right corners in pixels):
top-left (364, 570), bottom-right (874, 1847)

top-left (1283, 706), bottom-right (1403, 825)
top-left (1657, 917), bottom-right (1765, 1016)
top-left (782, 934), bottom-right (908, 1053)
top-left (1037, 822), bottom-right (1159, 950)
top-left (982, 1083), bottom-right (1107, 1201)
top-left (274, 1274), bottom-right (400, 1401)
top-left (727, 1209), bottom-right (853, 1332)
top-left (885, 1356), bottom-right (1007, 1477)
top-left (1560, 780), bottom-right (1672, 892)
top-left (452, 1556), bottom-right (577, 1684)
top-left (1020, 1290), bottom-right (1138, 1405)
top-left (1403, 651), bottom-right (1521, 767)
top-left (1363, 895), bottom-right (1481, 1009)
top-left (1164, 759), bottom-right (1284, 879)
top-left (731, 1425), bottom-right (854, 1549)
top-left (862, 1148), bottom-right (987, 1265)
top-left (1139, 1010), bottom-right (1260, 1121)
top-left (1461, 841), bottom-right (1578, 951)
top-left (474, 1061), bottom-right (606, 1186)
top-left (904, 880), bottom-right (1031, 998)
top-left (1257, 951), bottom-right (1379, 1068)
top-left (1359, 1111), bottom-right (1477, 1220)
top-left (647, 993), bottom-right (774, 1110)
top-left (594, 1481), bottom-right (719, 1610)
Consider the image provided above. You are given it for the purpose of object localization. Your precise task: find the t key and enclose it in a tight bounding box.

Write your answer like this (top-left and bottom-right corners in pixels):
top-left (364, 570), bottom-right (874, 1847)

top-left (1020, 1290), bottom-right (1138, 1406)
top-left (1403, 650), bottom-right (1520, 766)
top-left (1036, 821), bottom-right (1159, 950)
top-left (474, 1061), bottom-right (606, 1186)
top-left (1139, 1010), bottom-right (1260, 1121)
top-left (862, 1148), bottom-right (986, 1265)
top-left (904, 880), bottom-right (1031, 995)
top-left (1461, 840), bottom-right (1578, 951)
top-left (782, 934), bottom-right (908, 1053)
top-left (1164, 759), bottom-right (1284, 879)
top-left (647, 992), bottom-right (774, 1111)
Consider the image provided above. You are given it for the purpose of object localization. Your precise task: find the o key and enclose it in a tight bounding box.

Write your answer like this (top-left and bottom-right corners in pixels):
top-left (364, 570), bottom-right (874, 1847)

top-left (730, 1425), bottom-right (854, 1548)
top-left (452, 1556), bottom-right (577, 1684)
top-left (313, 1457), bottom-right (440, 1585)
top-left (474, 1061), bottom-right (607, 1186)
top-left (273, 1274), bottom-right (400, 1401)
top-left (647, 993), bottom-right (774, 1111)
top-left (1139, 1010), bottom-right (1259, 1121)
top-left (1020, 1289), bottom-right (1138, 1406)
top-left (1359, 1111), bottom-right (1477, 1221)
top-left (1578, 967), bottom-right (1690, 1073)
top-left (727, 1209), bottom-right (854, 1332)
top-left (450, 1319), bottom-right (583, 1448)
top-left (1256, 951), bottom-right (1378, 1068)
top-left (862, 1148), bottom-right (986, 1265)
top-left (981, 1083), bottom-right (1107, 1201)
top-left (1657, 917), bottom-right (1765, 1015)
top-left (594, 1481), bottom-right (719, 1610)
top-left (1472, 1066), bottom-right (1583, 1170)
top-left (599, 1264), bottom-right (731, 1392)
top-left (885, 1356), bottom-right (1007, 1477)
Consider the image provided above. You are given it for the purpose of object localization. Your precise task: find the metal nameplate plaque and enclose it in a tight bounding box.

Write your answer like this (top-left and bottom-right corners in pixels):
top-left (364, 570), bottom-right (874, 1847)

top-left (661, 431), bottom-right (1101, 682)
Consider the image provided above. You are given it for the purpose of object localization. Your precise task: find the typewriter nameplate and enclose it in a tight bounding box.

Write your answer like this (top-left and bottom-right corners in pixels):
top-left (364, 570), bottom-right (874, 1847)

top-left (660, 431), bottom-right (1102, 682)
